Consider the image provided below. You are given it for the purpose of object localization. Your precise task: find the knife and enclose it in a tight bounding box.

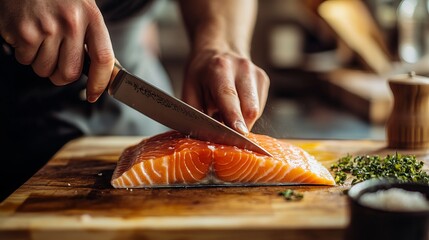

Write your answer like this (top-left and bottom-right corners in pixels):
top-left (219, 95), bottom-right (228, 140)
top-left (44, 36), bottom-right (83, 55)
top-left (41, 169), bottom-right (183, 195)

top-left (83, 54), bottom-right (273, 157)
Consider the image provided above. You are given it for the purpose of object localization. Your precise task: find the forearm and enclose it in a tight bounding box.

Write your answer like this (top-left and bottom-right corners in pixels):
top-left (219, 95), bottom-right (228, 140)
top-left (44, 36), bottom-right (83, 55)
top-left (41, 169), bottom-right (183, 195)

top-left (178, 0), bottom-right (269, 133)
top-left (178, 0), bottom-right (257, 58)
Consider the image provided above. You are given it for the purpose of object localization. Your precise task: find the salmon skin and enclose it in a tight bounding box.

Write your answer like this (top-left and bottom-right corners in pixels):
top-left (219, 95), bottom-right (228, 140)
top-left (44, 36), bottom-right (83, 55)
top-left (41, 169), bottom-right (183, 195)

top-left (111, 131), bottom-right (335, 188)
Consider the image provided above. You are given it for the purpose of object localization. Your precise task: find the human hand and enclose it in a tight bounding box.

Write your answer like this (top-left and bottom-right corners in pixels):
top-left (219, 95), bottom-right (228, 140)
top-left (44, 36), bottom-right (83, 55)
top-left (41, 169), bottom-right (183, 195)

top-left (182, 49), bottom-right (270, 134)
top-left (0, 0), bottom-right (114, 102)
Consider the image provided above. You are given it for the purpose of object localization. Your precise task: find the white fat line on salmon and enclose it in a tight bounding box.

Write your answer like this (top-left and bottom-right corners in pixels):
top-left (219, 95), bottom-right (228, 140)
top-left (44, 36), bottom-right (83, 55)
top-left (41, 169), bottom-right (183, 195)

top-left (178, 153), bottom-right (187, 184)
top-left (242, 157), bottom-right (260, 182)
top-left (218, 153), bottom-right (244, 178)
top-left (111, 179), bottom-right (118, 188)
top-left (276, 163), bottom-right (293, 182)
top-left (183, 152), bottom-right (198, 181)
top-left (172, 152), bottom-right (178, 182)
top-left (264, 161), bottom-right (286, 182)
top-left (237, 156), bottom-right (259, 181)
top-left (215, 152), bottom-right (238, 168)
top-left (139, 162), bottom-right (153, 184)
top-left (286, 169), bottom-right (305, 182)
top-left (131, 166), bottom-right (144, 185)
top-left (119, 177), bottom-right (126, 188)
top-left (220, 153), bottom-right (246, 180)
top-left (123, 172), bottom-right (134, 187)
top-left (111, 179), bottom-right (117, 188)
top-left (271, 164), bottom-right (292, 182)
top-left (234, 155), bottom-right (256, 181)
top-left (294, 172), bottom-right (310, 182)
top-left (189, 153), bottom-right (205, 175)
top-left (297, 174), bottom-right (311, 183)
top-left (253, 160), bottom-right (277, 182)
top-left (162, 156), bottom-right (170, 184)
top-left (150, 160), bottom-right (161, 178)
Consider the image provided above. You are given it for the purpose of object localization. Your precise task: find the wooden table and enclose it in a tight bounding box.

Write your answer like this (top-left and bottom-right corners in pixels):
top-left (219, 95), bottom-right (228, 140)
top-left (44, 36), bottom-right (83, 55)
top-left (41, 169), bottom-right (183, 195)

top-left (1, 136), bottom-right (428, 240)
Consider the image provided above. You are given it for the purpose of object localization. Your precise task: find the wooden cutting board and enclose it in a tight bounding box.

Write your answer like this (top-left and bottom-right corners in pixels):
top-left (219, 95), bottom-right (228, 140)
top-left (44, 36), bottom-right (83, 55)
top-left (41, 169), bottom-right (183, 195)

top-left (1, 136), bottom-right (428, 240)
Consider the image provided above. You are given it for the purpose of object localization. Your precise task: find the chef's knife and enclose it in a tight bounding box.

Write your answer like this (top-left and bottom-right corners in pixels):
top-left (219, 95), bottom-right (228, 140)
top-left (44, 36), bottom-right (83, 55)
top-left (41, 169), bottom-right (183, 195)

top-left (83, 54), bottom-right (273, 157)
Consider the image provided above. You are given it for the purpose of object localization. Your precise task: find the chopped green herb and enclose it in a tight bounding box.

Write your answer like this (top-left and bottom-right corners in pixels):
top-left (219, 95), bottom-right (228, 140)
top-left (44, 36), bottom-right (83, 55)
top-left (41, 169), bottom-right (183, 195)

top-left (278, 189), bottom-right (304, 201)
top-left (330, 153), bottom-right (429, 185)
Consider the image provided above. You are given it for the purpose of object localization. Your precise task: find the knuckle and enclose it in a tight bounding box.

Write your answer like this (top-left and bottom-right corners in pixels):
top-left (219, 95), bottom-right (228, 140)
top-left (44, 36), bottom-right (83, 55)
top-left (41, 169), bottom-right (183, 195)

top-left (40, 17), bottom-right (58, 36)
top-left (92, 48), bottom-right (114, 65)
top-left (211, 55), bottom-right (232, 70)
top-left (63, 10), bottom-right (81, 35)
top-left (17, 24), bottom-right (39, 46)
top-left (218, 85), bottom-right (238, 97)
top-left (237, 58), bottom-right (252, 70)
top-left (229, 110), bottom-right (242, 121)
top-left (243, 106), bottom-right (260, 120)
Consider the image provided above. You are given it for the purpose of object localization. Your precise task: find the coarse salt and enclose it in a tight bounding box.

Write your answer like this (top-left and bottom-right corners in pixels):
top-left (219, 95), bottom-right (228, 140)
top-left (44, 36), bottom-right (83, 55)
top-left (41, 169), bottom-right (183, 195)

top-left (359, 188), bottom-right (429, 212)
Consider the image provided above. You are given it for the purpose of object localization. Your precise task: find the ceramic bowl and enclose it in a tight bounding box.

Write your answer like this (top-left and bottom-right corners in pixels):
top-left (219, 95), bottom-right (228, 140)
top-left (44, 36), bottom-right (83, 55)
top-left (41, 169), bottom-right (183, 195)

top-left (345, 178), bottom-right (429, 240)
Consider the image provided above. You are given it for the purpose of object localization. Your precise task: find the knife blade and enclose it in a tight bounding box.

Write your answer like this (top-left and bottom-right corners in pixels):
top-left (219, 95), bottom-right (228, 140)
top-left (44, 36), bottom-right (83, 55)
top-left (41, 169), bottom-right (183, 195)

top-left (85, 55), bottom-right (273, 157)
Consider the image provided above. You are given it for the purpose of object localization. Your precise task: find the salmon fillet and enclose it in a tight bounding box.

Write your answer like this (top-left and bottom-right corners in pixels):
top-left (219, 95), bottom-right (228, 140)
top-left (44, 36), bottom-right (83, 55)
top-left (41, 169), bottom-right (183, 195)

top-left (111, 131), bottom-right (335, 188)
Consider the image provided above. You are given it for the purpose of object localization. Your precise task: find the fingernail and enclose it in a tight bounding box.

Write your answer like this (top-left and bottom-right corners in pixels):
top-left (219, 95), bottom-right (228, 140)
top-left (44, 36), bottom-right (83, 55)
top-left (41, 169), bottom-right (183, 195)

top-left (235, 121), bottom-right (249, 135)
top-left (87, 94), bottom-right (99, 103)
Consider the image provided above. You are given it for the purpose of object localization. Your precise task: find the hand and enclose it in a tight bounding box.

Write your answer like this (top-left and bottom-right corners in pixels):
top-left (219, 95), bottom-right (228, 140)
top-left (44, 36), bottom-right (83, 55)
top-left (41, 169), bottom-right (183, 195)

top-left (0, 0), bottom-right (114, 102)
top-left (182, 49), bottom-right (270, 134)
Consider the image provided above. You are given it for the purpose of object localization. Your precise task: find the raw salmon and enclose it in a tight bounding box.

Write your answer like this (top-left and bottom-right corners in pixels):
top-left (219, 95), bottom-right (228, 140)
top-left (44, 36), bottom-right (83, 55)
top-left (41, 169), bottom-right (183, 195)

top-left (111, 131), bottom-right (335, 188)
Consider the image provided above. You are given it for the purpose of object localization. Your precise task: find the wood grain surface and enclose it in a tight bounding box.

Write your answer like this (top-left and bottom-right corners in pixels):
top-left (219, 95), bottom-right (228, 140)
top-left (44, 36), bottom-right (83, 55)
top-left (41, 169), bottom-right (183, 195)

top-left (1, 136), bottom-right (428, 240)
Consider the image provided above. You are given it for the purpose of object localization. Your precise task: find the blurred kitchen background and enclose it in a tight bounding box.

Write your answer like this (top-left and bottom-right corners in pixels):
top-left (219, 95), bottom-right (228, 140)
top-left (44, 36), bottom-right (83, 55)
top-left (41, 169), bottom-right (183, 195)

top-left (150, 0), bottom-right (429, 140)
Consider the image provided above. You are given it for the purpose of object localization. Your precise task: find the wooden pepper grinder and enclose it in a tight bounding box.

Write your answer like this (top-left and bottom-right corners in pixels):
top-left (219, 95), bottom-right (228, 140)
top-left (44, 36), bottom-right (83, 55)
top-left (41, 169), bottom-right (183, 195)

top-left (386, 71), bottom-right (429, 149)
